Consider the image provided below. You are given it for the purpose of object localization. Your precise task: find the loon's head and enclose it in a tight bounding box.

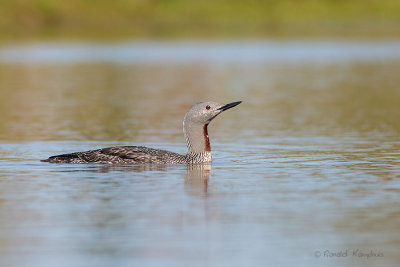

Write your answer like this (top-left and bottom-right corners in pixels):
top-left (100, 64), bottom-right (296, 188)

top-left (182, 101), bottom-right (242, 158)
top-left (184, 101), bottom-right (242, 125)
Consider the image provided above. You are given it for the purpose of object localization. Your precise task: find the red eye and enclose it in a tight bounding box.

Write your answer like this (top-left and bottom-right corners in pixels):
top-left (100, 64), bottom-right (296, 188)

top-left (206, 105), bottom-right (211, 110)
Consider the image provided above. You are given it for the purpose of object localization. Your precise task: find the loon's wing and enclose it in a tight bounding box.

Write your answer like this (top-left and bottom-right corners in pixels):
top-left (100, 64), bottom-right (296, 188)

top-left (97, 146), bottom-right (185, 163)
top-left (42, 146), bottom-right (150, 163)
top-left (93, 146), bottom-right (161, 163)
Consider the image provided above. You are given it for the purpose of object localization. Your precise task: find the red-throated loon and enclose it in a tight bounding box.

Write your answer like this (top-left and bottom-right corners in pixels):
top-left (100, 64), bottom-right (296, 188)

top-left (41, 101), bottom-right (241, 164)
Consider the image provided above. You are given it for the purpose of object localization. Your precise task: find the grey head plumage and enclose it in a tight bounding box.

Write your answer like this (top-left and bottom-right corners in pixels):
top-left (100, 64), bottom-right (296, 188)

top-left (42, 101), bottom-right (242, 164)
top-left (183, 101), bottom-right (241, 163)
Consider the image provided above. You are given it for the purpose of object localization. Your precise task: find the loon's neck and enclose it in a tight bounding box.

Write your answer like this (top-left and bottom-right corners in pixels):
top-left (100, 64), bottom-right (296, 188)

top-left (183, 121), bottom-right (212, 163)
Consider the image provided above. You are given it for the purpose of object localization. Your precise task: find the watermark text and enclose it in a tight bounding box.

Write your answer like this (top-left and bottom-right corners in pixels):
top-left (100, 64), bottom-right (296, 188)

top-left (314, 249), bottom-right (384, 259)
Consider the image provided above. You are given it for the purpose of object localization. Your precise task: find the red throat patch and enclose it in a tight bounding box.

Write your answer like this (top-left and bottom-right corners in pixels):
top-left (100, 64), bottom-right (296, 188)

top-left (203, 124), bottom-right (211, 152)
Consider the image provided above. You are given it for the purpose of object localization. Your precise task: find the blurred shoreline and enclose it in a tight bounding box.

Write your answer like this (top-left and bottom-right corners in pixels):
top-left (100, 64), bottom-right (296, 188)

top-left (1, 0), bottom-right (399, 41)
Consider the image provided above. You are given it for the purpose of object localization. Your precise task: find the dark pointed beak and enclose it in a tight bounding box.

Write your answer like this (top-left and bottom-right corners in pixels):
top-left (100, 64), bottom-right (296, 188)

top-left (218, 101), bottom-right (242, 111)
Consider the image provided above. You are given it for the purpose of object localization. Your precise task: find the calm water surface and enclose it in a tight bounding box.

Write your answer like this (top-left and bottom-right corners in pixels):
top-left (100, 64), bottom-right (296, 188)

top-left (0, 41), bottom-right (400, 266)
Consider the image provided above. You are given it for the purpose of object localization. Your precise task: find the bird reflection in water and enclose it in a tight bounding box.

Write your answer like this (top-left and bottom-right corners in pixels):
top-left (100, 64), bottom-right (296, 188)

top-left (185, 163), bottom-right (211, 194)
top-left (75, 163), bottom-right (212, 194)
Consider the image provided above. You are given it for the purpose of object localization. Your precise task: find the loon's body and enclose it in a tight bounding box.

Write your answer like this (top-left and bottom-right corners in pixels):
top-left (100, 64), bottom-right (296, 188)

top-left (42, 101), bottom-right (241, 164)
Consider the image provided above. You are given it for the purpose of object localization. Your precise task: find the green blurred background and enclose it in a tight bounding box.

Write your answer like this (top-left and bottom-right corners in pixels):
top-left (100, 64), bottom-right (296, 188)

top-left (1, 0), bottom-right (400, 40)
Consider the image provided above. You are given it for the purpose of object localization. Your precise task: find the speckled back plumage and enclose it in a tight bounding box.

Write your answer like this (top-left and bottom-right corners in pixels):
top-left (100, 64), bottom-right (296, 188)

top-left (42, 101), bottom-right (241, 164)
top-left (43, 146), bottom-right (187, 164)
